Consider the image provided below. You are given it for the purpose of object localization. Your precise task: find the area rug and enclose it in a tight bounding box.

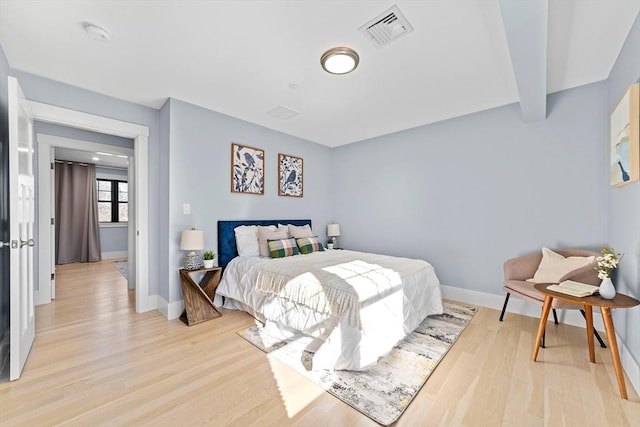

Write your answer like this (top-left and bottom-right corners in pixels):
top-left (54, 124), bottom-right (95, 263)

top-left (113, 261), bottom-right (128, 280)
top-left (236, 301), bottom-right (477, 425)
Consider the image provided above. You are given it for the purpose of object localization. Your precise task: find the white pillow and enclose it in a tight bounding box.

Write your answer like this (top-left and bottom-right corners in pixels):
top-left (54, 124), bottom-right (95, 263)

top-left (234, 225), bottom-right (260, 257)
top-left (277, 224), bottom-right (290, 236)
top-left (527, 247), bottom-right (595, 283)
top-left (288, 224), bottom-right (313, 239)
top-left (257, 226), bottom-right (287, 257)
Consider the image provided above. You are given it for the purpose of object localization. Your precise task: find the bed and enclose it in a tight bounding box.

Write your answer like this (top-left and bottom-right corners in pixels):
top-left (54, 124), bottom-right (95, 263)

top-left (216, 219), bottom-right (443, 371)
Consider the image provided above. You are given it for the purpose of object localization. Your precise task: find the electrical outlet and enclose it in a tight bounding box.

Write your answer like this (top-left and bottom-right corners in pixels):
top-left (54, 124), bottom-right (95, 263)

top-left (183, 203), bottom-right (191, 215)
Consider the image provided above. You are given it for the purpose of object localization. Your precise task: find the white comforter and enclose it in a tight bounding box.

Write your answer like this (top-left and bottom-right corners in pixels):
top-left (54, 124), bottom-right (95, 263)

top-left (217, 250), bottom-right (443, 370)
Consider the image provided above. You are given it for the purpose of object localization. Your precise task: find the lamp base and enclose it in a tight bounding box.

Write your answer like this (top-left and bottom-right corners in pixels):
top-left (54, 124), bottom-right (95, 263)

top-left (330, 236), bottom-right (338, 248)
top-left (183, 252), bottom-right (203, 270)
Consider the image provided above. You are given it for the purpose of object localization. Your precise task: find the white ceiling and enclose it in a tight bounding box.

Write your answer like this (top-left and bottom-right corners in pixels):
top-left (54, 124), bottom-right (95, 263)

top-left (1, 1), bottom-right (638, 147)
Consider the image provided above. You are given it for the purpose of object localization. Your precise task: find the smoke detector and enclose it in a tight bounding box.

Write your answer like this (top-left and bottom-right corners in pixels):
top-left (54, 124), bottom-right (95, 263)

top-left (359, 5), bottom-right (414, 47)
top-left (84, 23), bottom-right (111, 42)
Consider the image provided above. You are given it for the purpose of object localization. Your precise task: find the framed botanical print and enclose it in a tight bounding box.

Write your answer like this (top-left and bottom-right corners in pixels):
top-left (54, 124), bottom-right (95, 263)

top-left (278, 153), bottom-right (303, 197)
top-left (610, 83), bottom-right (639, 187)
top-left (231, 143), bottom-right (264, 194)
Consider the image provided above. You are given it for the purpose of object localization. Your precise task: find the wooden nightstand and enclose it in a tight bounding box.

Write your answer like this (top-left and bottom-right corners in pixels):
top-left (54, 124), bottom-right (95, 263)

top-left (179, 267), bottom-right (222, 326)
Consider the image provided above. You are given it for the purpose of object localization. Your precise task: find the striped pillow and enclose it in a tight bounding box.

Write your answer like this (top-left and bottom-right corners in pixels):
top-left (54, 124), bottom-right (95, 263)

top-left (296, 237), bottom-right (325, 255)
top-left (268, 238), bottom-right (299, 258)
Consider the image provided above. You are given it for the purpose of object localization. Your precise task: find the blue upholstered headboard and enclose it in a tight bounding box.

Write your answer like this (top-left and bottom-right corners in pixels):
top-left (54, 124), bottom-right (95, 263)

top-left (217, 219), bottom-right (312, 269)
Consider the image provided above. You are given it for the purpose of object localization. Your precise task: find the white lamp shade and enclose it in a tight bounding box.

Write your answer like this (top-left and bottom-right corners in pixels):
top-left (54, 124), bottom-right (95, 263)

top-left (180, 229), bottom-right (204, 251)
top-left (327, 223), bottom-right (341, 237)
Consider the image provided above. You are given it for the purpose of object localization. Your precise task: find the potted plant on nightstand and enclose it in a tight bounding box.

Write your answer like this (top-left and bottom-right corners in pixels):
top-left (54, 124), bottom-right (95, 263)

top-left (202, 250), bottom-right (216, 269)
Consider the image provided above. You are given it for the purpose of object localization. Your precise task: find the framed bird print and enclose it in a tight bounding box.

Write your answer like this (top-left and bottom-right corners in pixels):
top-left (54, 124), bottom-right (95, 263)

top-left (231, 143), bottom-right (264, 194)
top-left (278, 153), bottom-right (303, 197)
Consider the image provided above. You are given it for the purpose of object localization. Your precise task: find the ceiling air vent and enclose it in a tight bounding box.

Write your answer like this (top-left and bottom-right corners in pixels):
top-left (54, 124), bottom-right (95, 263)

top-left (267, 105), bottom-right (298, 120)
top-left (359, 4), bottom-right (414, 47)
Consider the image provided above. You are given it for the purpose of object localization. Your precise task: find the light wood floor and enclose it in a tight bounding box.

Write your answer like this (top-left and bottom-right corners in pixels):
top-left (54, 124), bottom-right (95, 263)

top-left (1, 260), bottom-right (638, 426)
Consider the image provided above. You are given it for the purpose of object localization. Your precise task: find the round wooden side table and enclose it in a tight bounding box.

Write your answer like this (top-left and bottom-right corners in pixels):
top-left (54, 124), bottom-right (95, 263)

top-left (531, 283), bottom-right (639, 399)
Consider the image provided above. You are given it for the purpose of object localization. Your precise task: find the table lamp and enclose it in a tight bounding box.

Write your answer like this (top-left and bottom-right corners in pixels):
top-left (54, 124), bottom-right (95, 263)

top-left (327, 223), bottom-right (341, 249)
top-left (180, 228), bottom-right (204, 270)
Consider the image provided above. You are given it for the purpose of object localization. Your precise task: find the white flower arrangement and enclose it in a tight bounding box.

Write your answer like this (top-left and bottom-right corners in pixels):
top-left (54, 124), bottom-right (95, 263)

top-left (595, 247), bottom-right (622, 280)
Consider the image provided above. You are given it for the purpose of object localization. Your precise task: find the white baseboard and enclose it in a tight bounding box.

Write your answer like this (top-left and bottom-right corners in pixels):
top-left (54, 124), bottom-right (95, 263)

top-left (156, 294), bottom-right (184, 321)
top-left (102, 251), bottom-right (127, 260)
top-left (440, 284), bottom-right (639, 397)
top-left (440, 284), bottom-right (606, 330)
top-left (620, 339), bottom-right (640, 399)
top-left (34, 289), bottom-right (49, 306)
top-left (136, 293), bottom-right (180, 319)
top-left (138, 294), bottom-right (160, 314)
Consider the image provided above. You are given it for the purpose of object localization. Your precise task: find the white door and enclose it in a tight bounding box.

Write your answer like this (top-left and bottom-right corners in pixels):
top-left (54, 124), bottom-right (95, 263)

top-left (8, 76), bottom-right (35, 381)
top-left (35, 141), bottom-right (55, 305)
top-left (49, 146), bottom-right (55, 299)
top-left (127, 158), bottom-right (135, 290)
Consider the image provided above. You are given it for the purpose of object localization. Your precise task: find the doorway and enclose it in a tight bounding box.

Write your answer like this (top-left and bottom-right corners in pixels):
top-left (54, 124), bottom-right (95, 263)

top-left (29, 101), bottom-right (151, 313)
top-left (37, 134), bottom-right (134, 301)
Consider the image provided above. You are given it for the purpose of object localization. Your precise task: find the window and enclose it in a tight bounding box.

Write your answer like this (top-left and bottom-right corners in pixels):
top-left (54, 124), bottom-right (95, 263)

top-left (97, 179), bottom-right (128, 223)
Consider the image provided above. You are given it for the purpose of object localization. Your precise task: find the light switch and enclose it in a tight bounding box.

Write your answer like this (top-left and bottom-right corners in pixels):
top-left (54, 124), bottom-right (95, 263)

top-left (183, 203), bottom-right (191, 215)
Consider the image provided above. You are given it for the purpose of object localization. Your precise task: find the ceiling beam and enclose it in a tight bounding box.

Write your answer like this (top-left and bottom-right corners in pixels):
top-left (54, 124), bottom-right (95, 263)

top-left (500, 0), bottom-right (548, 122)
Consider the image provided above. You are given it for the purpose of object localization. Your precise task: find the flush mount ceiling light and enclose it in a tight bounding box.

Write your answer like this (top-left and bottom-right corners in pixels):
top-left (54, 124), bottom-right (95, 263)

top-left (83, 23), bottom-right (111, 42)
top-left (321, 47), bottom-right (359, 75)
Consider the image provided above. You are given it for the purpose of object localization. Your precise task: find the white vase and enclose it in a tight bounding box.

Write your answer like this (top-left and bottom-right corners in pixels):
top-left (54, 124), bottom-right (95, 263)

top-left (599, 277), bottom-right (616, 299)
top-left (203, 259), bottom-right (215, 269)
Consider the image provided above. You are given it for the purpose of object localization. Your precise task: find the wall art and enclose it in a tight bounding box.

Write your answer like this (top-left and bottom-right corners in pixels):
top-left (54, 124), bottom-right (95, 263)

top-left (231, 143), bottom-right (264, 194)
top-left (278, 153), bottom-right (303, 197)
top-left (610, 83), bottom-right (639, 187)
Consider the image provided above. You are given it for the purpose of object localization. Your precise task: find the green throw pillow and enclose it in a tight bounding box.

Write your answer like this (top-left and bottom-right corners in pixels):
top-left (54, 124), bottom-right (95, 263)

top-left (296, 237), bottom-right (325, 255)
top-left (268, 238), bottom-right (299, 258)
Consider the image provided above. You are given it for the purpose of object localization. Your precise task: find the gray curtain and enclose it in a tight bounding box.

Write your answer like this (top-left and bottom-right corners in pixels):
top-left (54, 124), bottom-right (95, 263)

top-left (55, 162), bottom-right (101, 264)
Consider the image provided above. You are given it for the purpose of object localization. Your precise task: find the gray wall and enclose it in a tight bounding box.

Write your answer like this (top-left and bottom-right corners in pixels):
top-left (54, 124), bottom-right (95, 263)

top-left (164, 98), bottom-right (334, 303)
top-left (606, 11), bottom-right (640, 374)
top-left (332, 82), bottom-right (608, 294)
top-left (98, 226), bottom-right (128, 256)
top-left (12, 71), bottom-right (162, 298)
top-left (0, 43), bottom-right (10, 339)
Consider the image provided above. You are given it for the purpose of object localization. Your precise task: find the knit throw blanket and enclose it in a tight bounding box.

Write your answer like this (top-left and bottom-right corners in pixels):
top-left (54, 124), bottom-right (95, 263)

top-left (255, 250), bottom-right (434, 329)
